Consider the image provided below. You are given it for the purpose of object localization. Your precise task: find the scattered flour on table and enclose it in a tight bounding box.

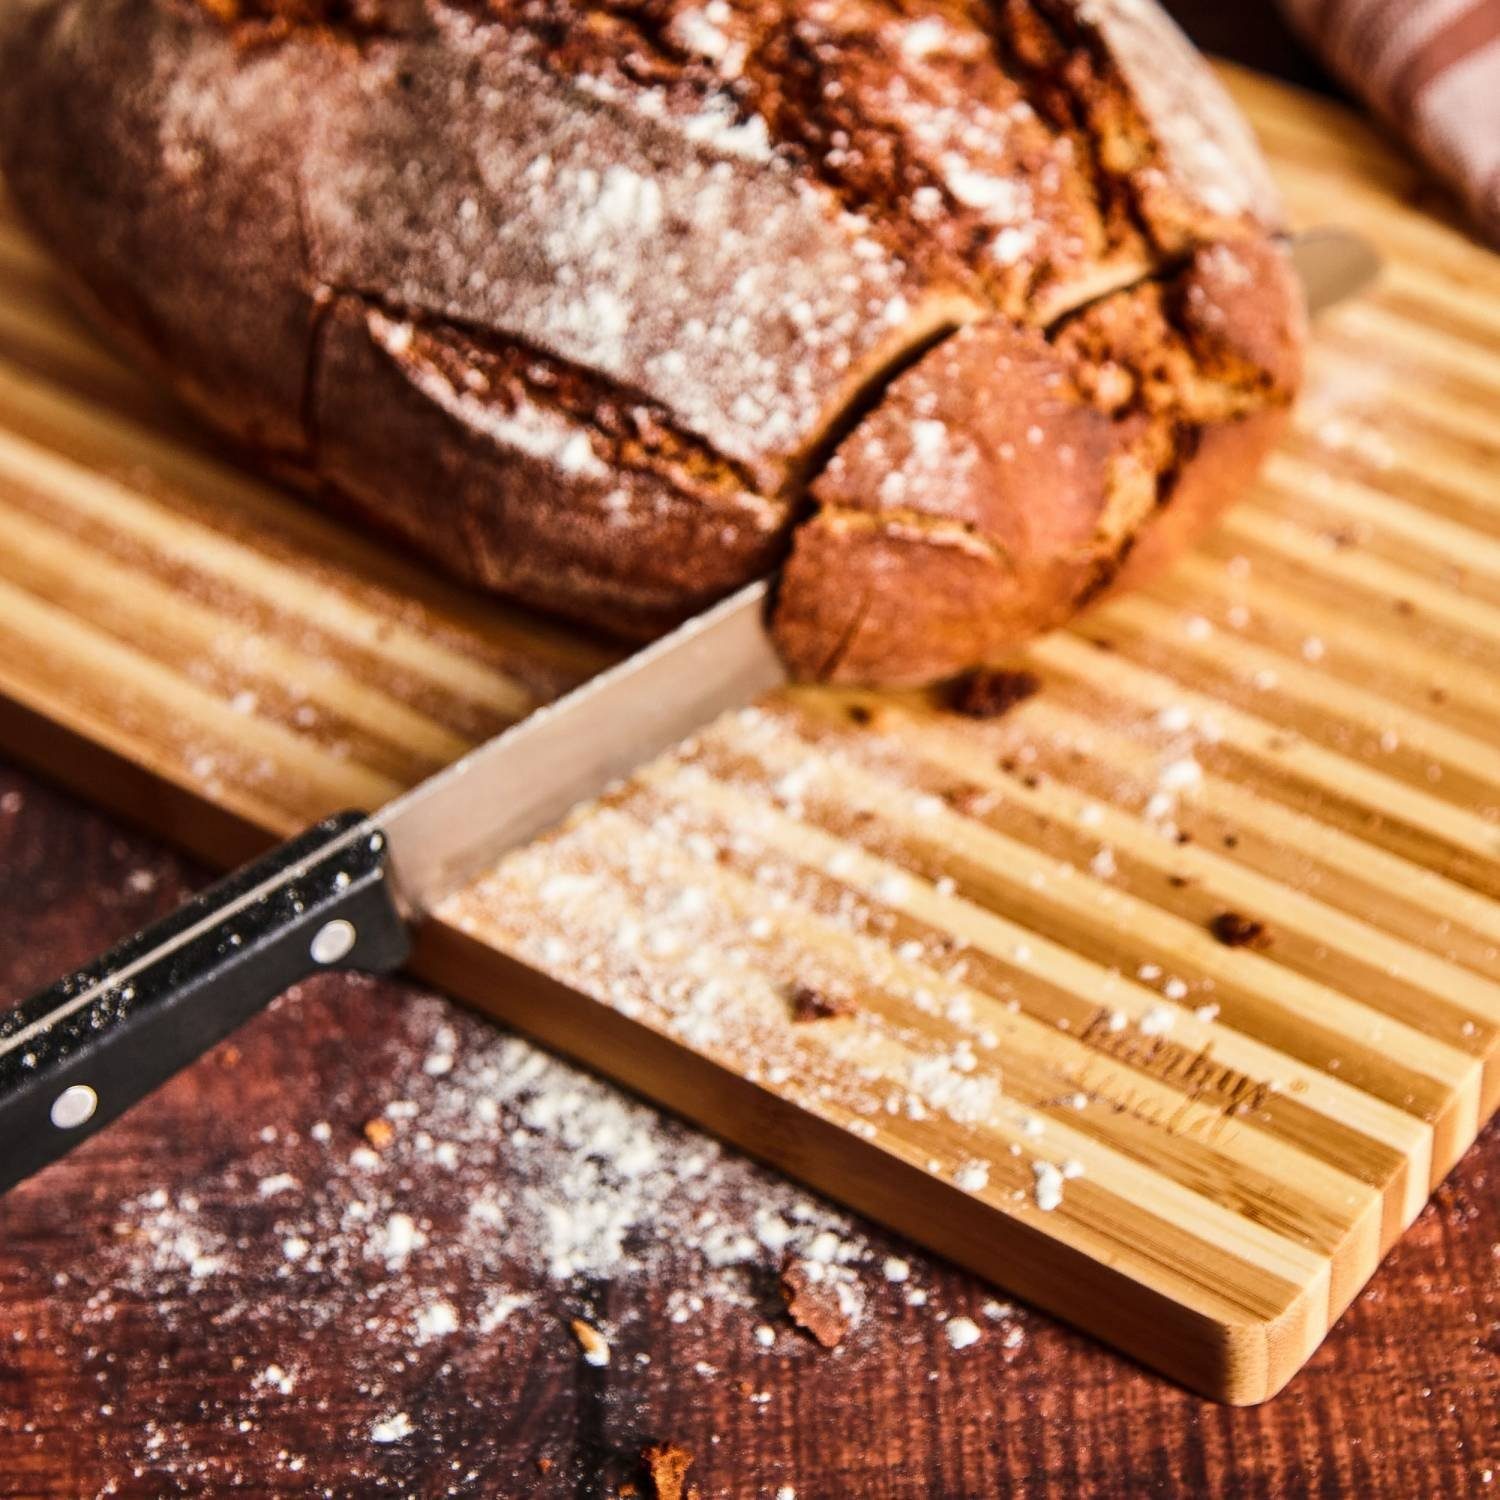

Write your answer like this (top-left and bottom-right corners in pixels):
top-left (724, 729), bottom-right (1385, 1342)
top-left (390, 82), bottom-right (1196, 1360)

top-left (93, 991), bottom-right (1031, 1449)
top-left (106, 996), bottom-right (856, 1311)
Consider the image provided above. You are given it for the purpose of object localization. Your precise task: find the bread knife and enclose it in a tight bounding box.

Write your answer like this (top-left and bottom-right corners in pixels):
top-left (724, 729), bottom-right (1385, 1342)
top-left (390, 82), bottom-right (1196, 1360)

top-left (0, 228), bottom-right (1379, 1193)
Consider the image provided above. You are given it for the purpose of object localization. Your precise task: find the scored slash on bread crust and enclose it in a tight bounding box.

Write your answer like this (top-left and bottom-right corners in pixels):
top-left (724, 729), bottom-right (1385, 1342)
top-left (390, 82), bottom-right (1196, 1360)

top-left (776, 238), bottom-right (1305, 683)
top-left (0, 0), bottom-right (1305, 686)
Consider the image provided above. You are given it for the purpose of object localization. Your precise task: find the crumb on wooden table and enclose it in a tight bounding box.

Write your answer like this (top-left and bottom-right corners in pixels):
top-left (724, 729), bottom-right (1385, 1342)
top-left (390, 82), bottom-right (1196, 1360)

top-left (780, 1259), bottom-right (851, 1348)
top-left (570, 1317), bottom-right (611, 1367)
top-left (642, 1441), bottom-right (695, 1500)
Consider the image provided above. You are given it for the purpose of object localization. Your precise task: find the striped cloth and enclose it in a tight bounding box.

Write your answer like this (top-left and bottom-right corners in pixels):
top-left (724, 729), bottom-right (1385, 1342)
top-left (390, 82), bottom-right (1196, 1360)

top-left (1278, 0), bottom-right (1500, 246)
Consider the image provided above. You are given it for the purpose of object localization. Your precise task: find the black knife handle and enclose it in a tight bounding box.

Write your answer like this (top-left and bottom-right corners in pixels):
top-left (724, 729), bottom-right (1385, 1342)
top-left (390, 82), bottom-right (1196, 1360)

top-left (0, 811), bottom-right (410, 1193)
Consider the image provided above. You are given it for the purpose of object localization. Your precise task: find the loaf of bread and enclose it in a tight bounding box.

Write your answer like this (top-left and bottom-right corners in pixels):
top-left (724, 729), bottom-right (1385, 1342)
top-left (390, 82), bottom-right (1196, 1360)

top-left (0, 0), bottom-right (1305, 685)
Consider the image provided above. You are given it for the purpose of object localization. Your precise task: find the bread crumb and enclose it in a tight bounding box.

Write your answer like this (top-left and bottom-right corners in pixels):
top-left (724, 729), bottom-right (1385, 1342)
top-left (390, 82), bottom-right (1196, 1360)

top-left (1209, 911), bottom-right (1271, 949)
top-left (788, 984), bottom-right (854, 1022)
top-left (362, 1118), bottom-right (395, 1151)
top-left (642, 1442), bottom-right (694, 1500)
top-left (947, 668), bottom-right (1041, 719)
top-left (570, 1317), bottom-right (611, 1366)
top-left (780, 1259), bottom-right (850, 1348)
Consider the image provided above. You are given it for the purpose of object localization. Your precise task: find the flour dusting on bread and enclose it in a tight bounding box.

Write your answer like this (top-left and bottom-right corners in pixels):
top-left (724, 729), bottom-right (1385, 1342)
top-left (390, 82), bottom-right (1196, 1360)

top-left (0, 0), bottom-right (1304, 684)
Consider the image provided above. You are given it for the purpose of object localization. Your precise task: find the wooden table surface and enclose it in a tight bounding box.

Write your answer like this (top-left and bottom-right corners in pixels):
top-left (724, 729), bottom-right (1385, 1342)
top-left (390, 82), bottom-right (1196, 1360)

top-left (2, 9), bottom-right (1496, 1498)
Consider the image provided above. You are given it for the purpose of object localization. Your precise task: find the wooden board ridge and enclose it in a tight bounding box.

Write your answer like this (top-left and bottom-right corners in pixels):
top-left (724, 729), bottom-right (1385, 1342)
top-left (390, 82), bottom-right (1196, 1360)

top-left (0, 67), bottom-right (1497, 1404)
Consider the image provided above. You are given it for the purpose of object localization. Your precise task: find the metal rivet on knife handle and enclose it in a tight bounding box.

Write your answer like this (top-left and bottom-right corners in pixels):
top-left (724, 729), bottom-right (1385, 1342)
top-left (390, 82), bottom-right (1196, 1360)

top-left (310, 918), bottom-right (358, 965)
top-left (50, 1084), bottom-right (98, 1130)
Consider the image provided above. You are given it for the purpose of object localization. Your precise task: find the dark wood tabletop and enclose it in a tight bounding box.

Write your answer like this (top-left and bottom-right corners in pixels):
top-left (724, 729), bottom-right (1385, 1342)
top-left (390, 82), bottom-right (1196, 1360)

top-left (1, 9), bottom-right (1496, 1499)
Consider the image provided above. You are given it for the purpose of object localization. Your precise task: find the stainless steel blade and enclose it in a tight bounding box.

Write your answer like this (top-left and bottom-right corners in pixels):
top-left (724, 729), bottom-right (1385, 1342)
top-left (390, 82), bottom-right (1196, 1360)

top-left (373, 226), bottom-right (1376, 918)
top-left (378, 578), bottom-right (786, 915)
top-left (1292, 227), bottom-right (1381, 317)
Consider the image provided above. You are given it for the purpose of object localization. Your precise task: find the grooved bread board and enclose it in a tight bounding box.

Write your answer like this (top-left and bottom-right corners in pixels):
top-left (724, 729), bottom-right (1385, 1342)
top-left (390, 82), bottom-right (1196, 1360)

top-left (1, 66), bottom-right (1497, 1405)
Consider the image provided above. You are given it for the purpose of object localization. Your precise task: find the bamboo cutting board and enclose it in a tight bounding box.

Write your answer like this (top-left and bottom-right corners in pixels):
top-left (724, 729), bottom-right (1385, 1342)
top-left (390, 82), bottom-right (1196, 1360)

top-left (0, 68), bottom-right (1497, 1405)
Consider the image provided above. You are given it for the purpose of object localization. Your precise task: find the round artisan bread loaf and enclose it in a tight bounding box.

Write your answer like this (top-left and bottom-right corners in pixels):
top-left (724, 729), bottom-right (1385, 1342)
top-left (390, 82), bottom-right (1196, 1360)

top-left (0, 0), bottom-right (1304, 686)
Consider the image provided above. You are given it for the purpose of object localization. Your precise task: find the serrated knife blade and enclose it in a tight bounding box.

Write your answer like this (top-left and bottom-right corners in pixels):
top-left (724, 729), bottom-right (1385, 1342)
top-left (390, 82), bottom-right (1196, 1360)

top-left (379, 577), bottom-right (787, 916)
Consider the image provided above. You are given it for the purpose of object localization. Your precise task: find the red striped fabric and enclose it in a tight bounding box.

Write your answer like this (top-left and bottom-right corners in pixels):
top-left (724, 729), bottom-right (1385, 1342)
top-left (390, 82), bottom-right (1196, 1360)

top-left (1278, 0), bottom-right (1500, 246)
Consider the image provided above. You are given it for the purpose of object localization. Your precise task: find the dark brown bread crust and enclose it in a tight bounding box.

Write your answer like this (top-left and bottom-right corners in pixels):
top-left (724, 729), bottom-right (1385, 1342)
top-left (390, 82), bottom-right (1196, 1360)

top-left (0, 0), bottom-right (1304, 684)
top-left (775, 236), bottom-right (1305, 684)
top-left (0, 0), bottom-right (326, 457)
top-left (312, 298), bottom-right (792, 634)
